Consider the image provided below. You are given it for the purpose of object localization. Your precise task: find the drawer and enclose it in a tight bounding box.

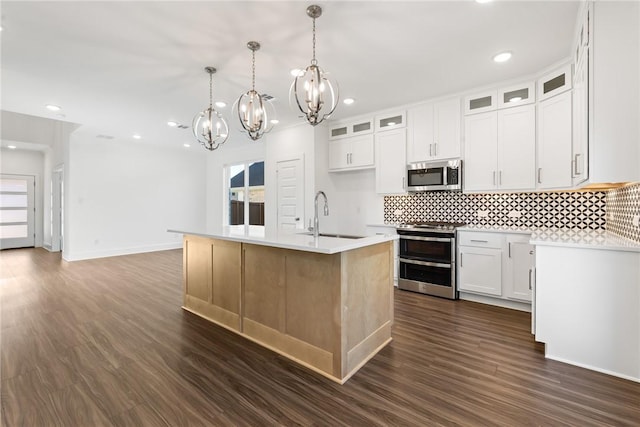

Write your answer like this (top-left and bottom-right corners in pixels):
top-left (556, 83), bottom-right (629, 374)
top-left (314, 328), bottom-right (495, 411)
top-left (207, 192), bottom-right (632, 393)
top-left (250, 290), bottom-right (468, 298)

top-left (458, 232), bottom-right (502, 249)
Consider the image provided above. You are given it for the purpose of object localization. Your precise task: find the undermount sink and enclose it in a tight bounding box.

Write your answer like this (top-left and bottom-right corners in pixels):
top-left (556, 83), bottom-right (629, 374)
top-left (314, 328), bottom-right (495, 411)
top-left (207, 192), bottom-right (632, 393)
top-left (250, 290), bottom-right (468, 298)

top-left (302, 232), bottom-right (365, 239)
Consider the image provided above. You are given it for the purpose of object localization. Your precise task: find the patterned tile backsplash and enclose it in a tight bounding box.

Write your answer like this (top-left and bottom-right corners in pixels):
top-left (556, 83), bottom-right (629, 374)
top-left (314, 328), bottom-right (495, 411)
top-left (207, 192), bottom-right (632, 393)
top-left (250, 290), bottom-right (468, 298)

top-left (384, 191), bottom-right (607, 230)
top-left (606, 183), bottom-right (640, 243)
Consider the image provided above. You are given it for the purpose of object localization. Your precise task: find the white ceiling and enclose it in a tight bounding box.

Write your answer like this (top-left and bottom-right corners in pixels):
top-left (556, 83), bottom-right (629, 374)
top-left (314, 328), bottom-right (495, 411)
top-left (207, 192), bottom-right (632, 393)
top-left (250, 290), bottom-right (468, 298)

top-left (0, 1), bottom-right (580, 148)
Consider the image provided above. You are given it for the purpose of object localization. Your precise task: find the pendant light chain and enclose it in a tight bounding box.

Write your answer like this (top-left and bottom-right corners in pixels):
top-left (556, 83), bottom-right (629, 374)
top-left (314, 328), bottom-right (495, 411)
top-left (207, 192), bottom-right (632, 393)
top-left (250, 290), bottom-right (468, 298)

top-left (311, 16), bottom-right (317, 65)
top-left (208, 72), bottom-right (213, 108)
top-left (252, 48), bottom-right (256, 91)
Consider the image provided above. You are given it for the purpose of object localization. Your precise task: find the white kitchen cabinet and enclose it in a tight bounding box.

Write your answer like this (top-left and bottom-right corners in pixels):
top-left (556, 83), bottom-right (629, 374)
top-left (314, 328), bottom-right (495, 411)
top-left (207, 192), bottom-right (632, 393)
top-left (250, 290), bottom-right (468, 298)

top-left (458, 246), bottom-right (502, 297)
top-left (464, 90), bottom-right (497, 115)
top-left (407, 98), bottom-right (461, 163)
top-left (503, 234), bottom-right (534, 302)
top-left (537, 64), bottom-right (572, 101)
top-left (458, 230), bottom-right (533, 310)
top-left (328, 134), bottom-right (375, 172)
top-left (375, 111), bottom-right (406, 132)
top-left (463, 111), bottom-right (498, 191)
top-left (572, 49), bottom-right (589, 186)
top-left (464, 104), bottom-right (535, 192)
top-left (583, 1), bottom-right (640, 185)
top-left (497, 104), bottom-right (536, 190)
top-left (375, 128), bottom-right (407, 194)
top-left (537, 91), bottom-right (572, 189)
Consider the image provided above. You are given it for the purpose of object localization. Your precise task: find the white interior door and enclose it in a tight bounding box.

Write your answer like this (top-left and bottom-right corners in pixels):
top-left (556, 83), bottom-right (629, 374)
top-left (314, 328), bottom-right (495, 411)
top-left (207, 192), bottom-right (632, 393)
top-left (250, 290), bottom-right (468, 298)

top-left (0, 174), bottom-right (36, 249)
top-left (276, 157), bottom-right (304, 230)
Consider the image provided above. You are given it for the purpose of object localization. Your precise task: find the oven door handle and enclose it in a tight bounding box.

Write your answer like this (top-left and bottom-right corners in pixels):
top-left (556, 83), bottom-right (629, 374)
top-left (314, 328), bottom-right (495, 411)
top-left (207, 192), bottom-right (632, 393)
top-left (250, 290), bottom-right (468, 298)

top-left (399, 257), bottom-right (451, 269)
top-left (399, 235), bottom-right (452, 243)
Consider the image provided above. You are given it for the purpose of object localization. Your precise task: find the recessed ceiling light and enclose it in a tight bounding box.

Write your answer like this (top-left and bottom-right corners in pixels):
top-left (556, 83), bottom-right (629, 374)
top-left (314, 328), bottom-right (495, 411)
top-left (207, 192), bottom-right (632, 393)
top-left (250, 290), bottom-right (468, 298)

top-left (8, 145), bottom-right (17, 149)
top-left (167, 121), bottom-right (178, 127)
top-left (343, 98), bottom-right (355, 105)
top-left (493, 52), bottom-right (512, 63)
top-left (270, 119), bottom-right (279, 125)
top-left (132, 134), bottom-right (142, 139)
top-left (183, 143), bottom-right (191, 148)
top-left (290, 68), bottom-right (303, 77)
top-left (508, 96), bottom-right (522, 103)
top-left (46, 104), bottom-right (61, 111)
top-left (475, 0), bottom-right (493, 4)
top-left (215, 101), bottom-right (227, 108)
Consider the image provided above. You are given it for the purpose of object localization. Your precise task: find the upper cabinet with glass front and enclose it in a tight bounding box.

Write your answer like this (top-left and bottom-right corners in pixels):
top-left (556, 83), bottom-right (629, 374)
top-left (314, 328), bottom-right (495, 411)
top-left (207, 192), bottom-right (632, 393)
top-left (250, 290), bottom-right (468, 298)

top-left (464, 91), bottom-right (497, 115)
top-left (375, 111), bottom-right (406, 132)
top-left (329, 118), bottom-right (373, 140)
top-left (497, 82), bottom-right (535, 109)
top-left (537, 64), bottom-right (572, 101)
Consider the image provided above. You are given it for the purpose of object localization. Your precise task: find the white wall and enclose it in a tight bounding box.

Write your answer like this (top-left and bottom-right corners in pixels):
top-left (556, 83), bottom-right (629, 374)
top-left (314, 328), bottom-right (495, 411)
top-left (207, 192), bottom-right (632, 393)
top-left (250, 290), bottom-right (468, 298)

top-left (64, 137), bottom-right (207, 261)
top-left (0, 148), bottom-right (45, 247)
top-left (313, 126), bottom-right (385, 236)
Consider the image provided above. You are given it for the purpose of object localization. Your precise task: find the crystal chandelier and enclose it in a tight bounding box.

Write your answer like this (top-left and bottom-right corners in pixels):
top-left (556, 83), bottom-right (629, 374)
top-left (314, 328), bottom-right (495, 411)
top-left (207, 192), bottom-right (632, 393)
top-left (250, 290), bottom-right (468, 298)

top-left (290, 5), bottom-right (339, 126)
top-left (192, 67), bottom-right (229, 151)
top-left (236, 41), bottom-right (276, 141)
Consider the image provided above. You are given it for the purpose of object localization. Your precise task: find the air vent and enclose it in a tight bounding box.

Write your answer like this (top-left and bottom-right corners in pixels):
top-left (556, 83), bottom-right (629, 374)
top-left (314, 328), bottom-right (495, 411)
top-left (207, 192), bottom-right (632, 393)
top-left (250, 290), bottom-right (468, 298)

top-left (96, 134), bottom-right (115, 140)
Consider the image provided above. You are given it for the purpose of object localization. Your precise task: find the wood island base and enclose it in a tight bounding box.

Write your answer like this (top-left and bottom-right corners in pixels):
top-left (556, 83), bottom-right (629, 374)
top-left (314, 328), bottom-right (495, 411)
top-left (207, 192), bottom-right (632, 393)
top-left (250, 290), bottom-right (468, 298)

top-left (181, 234), bottom-right (394, 384)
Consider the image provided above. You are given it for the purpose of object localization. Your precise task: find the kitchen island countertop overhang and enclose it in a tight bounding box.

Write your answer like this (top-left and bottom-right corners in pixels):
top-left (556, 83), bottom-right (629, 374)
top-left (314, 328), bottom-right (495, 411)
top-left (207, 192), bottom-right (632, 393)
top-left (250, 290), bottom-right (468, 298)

top-left (168, 226), bottom-right (398, 254)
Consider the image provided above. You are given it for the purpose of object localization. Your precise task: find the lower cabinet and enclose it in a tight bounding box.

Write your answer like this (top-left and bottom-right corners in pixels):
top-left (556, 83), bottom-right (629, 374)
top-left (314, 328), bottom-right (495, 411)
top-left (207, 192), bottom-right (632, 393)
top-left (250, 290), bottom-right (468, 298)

top-left (503, 234), bottom-right (535, 302)
top-left (457, 230), bottom-right (533, 308)
top-left (458, 246), bottom-right (502, 296)
top-left (183, 235), bottom-right (242, 331)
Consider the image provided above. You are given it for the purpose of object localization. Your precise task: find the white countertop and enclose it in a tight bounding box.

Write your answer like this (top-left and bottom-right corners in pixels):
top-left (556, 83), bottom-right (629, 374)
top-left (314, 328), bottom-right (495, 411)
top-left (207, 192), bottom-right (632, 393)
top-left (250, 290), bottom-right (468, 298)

top-left (456, 225), bottom-right (640, 252)
top-left (530, 228), bottom-right (640, 252)
top-left (457, 225), bottom-right (533, 235)
top-left (168, 226), bottom-right (398, 254)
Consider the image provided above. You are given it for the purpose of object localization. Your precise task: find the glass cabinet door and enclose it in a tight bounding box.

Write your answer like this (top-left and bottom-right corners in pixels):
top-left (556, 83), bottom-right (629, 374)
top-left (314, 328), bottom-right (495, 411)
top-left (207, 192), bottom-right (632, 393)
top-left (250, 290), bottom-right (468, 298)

top-left (498, 82), bottom-right (535, 108)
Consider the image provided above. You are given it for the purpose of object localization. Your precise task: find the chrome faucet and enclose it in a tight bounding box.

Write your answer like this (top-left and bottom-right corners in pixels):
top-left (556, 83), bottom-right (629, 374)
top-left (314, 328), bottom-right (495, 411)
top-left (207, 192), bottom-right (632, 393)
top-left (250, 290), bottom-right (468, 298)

top-left (311, 191), bottom-right (329, 238)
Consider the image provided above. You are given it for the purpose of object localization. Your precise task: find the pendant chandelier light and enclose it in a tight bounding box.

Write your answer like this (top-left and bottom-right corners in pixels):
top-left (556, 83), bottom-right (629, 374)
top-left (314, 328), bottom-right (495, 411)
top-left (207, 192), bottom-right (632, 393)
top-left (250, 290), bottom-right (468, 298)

top-left (290, 4), bottom-right (339, 126)
top-left (236, 41), bottom-right (276, 141)
top-left (192, 66), bottom-right (229, 151)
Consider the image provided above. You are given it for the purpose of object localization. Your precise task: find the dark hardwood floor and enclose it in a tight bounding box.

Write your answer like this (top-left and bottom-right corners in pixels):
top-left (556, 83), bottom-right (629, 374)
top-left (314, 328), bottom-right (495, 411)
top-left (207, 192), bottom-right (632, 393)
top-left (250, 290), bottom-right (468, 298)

top-left (1, 248), bottom-right (639, 426)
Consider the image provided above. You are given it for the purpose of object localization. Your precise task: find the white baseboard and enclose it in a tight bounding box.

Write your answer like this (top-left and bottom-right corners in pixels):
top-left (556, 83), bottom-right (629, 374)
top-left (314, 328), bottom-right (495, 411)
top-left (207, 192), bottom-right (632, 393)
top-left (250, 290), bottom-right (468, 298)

top-left (459, 292), bottom-right (531, 312)
top-left (62, 242), bottom-right (182, 262)
top-left (544, 353), bottom-right (640, 383)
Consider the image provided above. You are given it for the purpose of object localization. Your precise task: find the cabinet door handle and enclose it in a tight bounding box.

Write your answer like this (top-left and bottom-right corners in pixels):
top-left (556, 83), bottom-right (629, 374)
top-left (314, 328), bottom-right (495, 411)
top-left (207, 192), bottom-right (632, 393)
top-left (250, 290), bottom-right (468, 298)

top-left (434, 142), bottom-right (437, 156)
top-left (528, 268), bottom-right (533, 290)
top-left (574, 153), bottom-right (582, 176)
top-left (508, 242), bottom-right (511, 258)
top-left (499, 170), bottom-right (502, 186)
top-left (537, 168), bottom-right (542, 184)
top-left (429, 144), bottom-right (433, 157)
top-left (493, 171), bottom-right (497, 186)
top-left (460, 253), bottom-right (463, 267)
top-left (470, 239), bottom-right (488, 243)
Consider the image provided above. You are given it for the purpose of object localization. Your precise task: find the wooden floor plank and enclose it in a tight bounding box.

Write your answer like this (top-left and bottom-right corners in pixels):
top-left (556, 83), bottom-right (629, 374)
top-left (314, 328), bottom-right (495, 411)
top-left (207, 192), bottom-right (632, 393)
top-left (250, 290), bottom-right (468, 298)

top-left (1, 248), bottom-right (639, 426)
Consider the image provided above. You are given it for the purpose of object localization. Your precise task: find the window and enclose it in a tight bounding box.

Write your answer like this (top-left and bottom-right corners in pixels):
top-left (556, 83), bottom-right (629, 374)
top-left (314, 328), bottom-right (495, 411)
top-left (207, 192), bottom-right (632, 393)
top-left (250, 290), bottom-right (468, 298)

top-left (227, 160), bottom-right (265, 227)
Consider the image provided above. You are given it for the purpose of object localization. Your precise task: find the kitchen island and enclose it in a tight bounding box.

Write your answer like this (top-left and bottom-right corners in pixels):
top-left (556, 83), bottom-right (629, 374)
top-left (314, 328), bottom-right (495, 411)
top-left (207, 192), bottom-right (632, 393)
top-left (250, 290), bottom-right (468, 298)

top-left (169, 227), bottom-right (397, 383)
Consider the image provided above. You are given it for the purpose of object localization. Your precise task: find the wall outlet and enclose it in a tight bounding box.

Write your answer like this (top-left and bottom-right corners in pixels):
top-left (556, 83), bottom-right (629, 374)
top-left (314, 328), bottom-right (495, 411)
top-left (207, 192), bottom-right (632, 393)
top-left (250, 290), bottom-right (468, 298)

top-left (507, 210), bottom-right (522, 218)
top-left (632, 214), bottom-right (640, 227)
top-left (477, 210), bottom-right (489, 218)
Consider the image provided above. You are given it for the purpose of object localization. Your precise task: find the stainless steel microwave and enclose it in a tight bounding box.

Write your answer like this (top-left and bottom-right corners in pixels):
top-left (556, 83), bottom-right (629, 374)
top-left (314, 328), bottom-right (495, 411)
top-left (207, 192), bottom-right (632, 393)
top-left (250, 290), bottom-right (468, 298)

top-left (406, 160), bottom-right (462, 192)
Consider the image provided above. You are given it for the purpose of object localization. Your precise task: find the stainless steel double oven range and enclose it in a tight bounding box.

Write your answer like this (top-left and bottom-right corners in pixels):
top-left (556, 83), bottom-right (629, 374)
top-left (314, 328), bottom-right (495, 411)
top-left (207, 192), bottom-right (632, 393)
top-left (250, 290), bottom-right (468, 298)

top-left (396, 221), bottom-right (465, 300)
